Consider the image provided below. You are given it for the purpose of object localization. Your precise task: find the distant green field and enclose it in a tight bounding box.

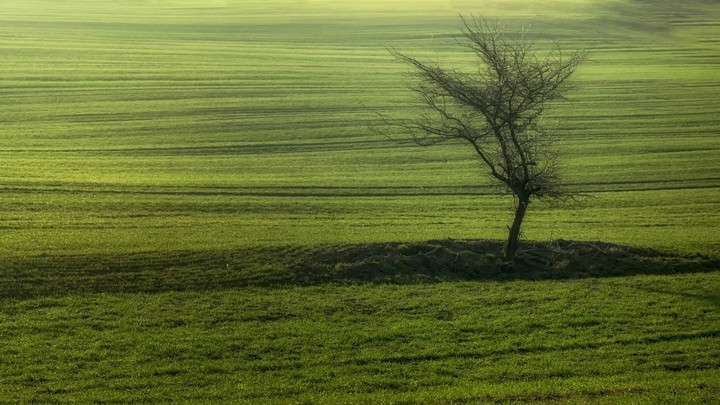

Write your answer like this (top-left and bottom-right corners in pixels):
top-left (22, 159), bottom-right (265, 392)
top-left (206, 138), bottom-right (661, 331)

top-left (1, 0), bottom-right (719, 257)
top-left (1, 0), bottom-right (720, 403)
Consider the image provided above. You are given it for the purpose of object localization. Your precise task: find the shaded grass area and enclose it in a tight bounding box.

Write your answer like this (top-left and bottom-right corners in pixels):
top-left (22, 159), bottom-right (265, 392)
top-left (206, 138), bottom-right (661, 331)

top-left (2, 272), bottom-right (720, 403)
top-left (3, 240), bottom-right (717, 298)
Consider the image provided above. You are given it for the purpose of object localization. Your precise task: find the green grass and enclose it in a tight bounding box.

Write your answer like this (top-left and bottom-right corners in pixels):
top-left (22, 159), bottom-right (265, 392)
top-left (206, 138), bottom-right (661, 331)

top-left (2, 273), bottom-right (720, 403)
top-left (1, 0), bottom-right (720, 402)
top-left (1, 0), bottom-right (719, 256)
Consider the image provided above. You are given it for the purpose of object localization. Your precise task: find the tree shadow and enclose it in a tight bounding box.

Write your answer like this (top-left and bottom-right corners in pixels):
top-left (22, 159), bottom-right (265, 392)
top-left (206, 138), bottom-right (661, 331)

top-left (2, 239), bottom-right (718, 298)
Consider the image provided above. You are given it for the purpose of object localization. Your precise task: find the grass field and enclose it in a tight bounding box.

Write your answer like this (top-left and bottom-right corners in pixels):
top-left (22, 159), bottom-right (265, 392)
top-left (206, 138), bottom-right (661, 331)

top-left (1, 0), bottom-right (719, 402)
top-left (1, 0), bottom-right (719, 257)
top-left (3, 273), bottom-right (720, 403)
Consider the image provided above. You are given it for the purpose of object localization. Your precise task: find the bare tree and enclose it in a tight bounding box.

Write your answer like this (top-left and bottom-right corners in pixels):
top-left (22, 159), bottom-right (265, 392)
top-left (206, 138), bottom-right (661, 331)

top-left (381, 16), bottom-right (588, 261)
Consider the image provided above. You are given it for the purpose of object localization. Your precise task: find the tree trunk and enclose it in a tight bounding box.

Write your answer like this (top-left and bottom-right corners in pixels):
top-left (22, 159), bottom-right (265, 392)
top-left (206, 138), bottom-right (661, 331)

top-left (504, 197), bottom-right (529, 261)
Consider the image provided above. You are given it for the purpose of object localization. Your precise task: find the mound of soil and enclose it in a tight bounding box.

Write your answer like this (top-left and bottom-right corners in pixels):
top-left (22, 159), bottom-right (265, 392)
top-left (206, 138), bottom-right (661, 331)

top-left (289, 239), bottom-right (719, 284)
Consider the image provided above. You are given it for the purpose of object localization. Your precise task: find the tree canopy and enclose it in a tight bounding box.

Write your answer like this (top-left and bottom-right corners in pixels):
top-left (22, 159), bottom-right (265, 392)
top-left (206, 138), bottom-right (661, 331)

top-left (382, 16), bottom-right (588, 260)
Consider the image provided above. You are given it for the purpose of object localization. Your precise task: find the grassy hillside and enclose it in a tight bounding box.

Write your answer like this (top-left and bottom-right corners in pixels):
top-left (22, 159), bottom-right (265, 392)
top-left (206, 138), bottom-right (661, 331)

top-left (1, 0), bottom-right (719, 258)
top-left (1, 0), bottom-right (720, 403)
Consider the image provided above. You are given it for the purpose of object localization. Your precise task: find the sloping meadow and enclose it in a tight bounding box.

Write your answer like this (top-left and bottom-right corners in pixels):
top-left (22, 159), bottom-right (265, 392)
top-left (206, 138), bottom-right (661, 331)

top-left (0, 0), bottom-right (718, 257)
top-left (1, 0), bottom-right (719, 403)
